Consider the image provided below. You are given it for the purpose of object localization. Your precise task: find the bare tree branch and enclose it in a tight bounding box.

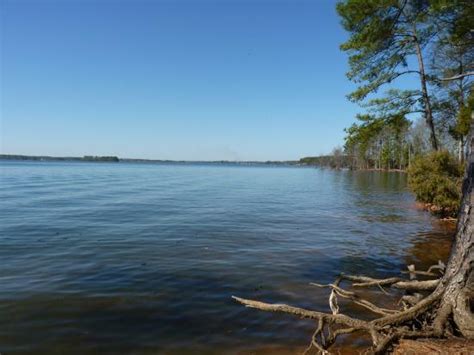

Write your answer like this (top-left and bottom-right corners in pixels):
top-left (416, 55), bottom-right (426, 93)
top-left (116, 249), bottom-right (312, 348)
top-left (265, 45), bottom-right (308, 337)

top-left (440, 71), bottom-right (474, 81)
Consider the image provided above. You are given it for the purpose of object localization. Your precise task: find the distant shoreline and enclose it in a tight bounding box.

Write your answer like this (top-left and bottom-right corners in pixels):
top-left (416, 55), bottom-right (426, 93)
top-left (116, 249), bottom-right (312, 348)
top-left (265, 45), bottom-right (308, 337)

top-left (0, 154), bottom-right (409, 172)
top-left (0, 154), bottom-right (300, 166)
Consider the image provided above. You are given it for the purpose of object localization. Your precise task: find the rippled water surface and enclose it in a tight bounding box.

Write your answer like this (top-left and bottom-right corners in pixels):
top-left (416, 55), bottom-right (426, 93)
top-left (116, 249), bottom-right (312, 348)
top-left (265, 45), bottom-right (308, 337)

top-left (0, 161), bottom-right (454, 354)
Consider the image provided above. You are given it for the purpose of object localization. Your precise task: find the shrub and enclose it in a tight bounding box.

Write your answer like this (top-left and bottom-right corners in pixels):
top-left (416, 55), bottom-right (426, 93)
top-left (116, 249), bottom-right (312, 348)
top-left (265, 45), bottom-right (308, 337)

top-left (407, 151), bottom-right (463, 217)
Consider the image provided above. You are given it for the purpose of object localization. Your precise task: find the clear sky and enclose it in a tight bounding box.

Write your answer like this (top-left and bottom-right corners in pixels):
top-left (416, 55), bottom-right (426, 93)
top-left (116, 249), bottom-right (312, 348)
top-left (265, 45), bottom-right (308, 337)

top-left (2, 0), bottom-right (363, 161)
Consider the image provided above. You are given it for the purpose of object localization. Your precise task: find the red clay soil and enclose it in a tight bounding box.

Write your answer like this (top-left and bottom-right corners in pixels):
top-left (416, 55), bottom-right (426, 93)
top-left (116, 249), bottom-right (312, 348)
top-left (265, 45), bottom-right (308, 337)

top-left (393, 338), bottom-right (474, 354)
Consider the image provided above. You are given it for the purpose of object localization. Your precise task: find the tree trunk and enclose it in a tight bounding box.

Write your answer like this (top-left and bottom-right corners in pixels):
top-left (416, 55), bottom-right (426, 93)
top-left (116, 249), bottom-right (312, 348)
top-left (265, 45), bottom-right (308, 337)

top-left (412, 24), bottom-right (438, 151)
top-left (457, 68), bottom-right (466, 164)
top-left (434, 115), bottom-right (474, 338)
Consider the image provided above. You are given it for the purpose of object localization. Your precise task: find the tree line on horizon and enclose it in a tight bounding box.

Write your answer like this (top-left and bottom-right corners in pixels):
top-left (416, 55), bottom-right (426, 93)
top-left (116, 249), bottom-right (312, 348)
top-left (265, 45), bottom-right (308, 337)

top-left (305, 0), bottom-right (473, 171)
top-left (0, 154), bottom-right (120, 162)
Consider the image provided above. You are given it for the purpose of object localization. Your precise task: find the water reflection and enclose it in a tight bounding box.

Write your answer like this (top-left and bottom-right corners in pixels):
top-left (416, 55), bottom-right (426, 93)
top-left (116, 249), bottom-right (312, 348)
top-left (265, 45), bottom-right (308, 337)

top-left (405, 221), bottom-right (455, 269)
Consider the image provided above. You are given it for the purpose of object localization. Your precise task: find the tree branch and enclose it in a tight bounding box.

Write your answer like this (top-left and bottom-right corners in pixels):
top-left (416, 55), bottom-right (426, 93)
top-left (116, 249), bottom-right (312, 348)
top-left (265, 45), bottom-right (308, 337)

top-left (440, 72), bottom-right (474, 81)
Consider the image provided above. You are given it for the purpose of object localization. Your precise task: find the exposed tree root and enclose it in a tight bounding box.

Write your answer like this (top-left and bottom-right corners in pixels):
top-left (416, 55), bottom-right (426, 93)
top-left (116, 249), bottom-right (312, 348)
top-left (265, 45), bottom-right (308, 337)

top-left (231, 296), bottom-right (371, 330)
top-left (339, 273), bottom-right (439, 291)
top-left (232, 262), bottom-right (460, 354)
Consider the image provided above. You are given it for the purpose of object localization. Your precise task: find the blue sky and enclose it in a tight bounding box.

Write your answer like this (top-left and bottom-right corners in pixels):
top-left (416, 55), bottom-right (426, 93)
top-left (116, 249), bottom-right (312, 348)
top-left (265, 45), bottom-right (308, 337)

top-left (3, 0), bottom-right (366, 161)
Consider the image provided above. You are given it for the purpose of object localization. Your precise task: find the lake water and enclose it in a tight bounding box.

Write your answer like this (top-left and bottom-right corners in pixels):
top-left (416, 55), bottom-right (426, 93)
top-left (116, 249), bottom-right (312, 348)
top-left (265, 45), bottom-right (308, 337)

top-left (0, 161), bottom-right (454, 354)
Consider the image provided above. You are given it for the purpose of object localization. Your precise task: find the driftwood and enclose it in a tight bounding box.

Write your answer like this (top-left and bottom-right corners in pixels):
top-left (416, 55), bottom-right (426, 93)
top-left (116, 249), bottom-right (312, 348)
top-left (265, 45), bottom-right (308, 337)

top-left (233, 118), bottom-right (474, 353)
